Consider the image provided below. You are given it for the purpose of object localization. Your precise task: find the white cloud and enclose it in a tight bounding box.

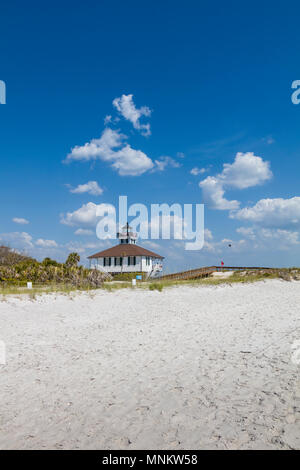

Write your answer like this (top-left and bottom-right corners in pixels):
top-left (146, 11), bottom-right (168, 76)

top-left (35, 239), bottom-right (58, 248)
top-left (153, 156), bottom-right (181, 172)
top-left (61, 202), bottom-right (115, 227)
top-left (199, 152), bottom-right (272, 210)
top-left (219, 152), bottom-right (272, 189)
top-left (0, 232), bottom-right (33, 250)
top-left (111, 144), bottom-right (154, 175)
top-left (236, 226), bottom-right (299, 248)
top-left (236, 226), bottom-right (256, 239)
top-left (69, 181), bottom-right (104, 196)
top-left (65, 128), bottom-right (154, 176)
top-left (260, 228), bottom-right (299, 245)
top-left (112, 94), bottom-right (151, 136)
top-left (65, 240), bottom-right (111, 256)
top-left (200, 176), bottom-right (240, 210)
top-left (104, 115), bottom-right (112, 125)
top-left (190, 167), bottom-right (206, 176)
top-left (204, 228), bottom-right (213, 240)
top-left (64, 241), bottom-right (89, 254)
top-left (12, 217), bottom-right (29, 225)
top-left (74, 228), bottom-right (94, 236)
top-left (65, 127), bottom-right (123, 162)
top-left (231, 197), bottom-right (300, 228)
top-left (0, 231), bottom-right (110, 264)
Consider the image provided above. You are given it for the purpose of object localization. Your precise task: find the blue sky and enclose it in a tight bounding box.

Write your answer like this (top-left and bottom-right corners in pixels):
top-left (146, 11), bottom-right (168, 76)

top-left (1, 0), bottom-right (300, 272)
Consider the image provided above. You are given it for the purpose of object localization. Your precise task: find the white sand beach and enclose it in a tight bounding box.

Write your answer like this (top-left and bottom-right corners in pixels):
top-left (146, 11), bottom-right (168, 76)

top-left (0, 279), bottom-right (299, 450)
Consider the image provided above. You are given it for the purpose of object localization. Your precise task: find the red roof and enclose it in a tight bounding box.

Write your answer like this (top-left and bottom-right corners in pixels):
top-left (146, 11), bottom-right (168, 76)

top-left (88, 243), bottom-right (164, 259)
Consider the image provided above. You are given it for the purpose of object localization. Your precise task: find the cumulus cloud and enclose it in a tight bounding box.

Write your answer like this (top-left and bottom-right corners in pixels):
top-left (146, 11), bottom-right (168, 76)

top-left (65, 127), bottom-right (123, 162)
top-left (153, 156), bottom-right (181, 172)
top-left (236, 226), bottom-right (256, 239)
top-left (0, 230), bottom-right (110, 264)
top-left (61, 202), bottom-right (115, 227)
top-left (200, 176), bottom-right (240, 210)
top-left (190, 167), bottom-right (206, 176)
top-left (231, 197), bottom-right (300, 228)
top-left (237, 226), bottom-right (299, 248)
top-left (0, 231), bottom-right (33, 250)
top-left (65, 240), bottom-right (111, 256)
top-left (218, 152), bottom-right (272, 189)
top-left (69, 181), bottom-right (104, 196)
top-left (199, 152), bottom-right (272, 210)
top-left (65, 128), bottom-right (154, 176)
top-left (74, 228), bottom-right (94, 236)
top-left (12, 217), bottom-right (29, 225)
top-left (111, 145), bottom-right (154, 175)
top-left (259, 228), bottom-right (299, 245)
top-left (112, 94), bottom-right (151, 136)
top-left (35, 239), bottom-right (58, 248)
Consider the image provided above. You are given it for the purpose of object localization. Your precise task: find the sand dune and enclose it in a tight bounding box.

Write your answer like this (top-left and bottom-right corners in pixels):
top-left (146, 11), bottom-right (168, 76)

top-left (0, 280), bottom-right (299, 449)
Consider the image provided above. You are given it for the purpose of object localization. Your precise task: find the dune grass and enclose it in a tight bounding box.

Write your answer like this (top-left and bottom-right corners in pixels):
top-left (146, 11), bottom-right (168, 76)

top-left (0, 283), bottom-right (101, 299)
top-left (143, 268), bottom-right (299, 291)
top-left (1, 268), bottom-right (299, 298)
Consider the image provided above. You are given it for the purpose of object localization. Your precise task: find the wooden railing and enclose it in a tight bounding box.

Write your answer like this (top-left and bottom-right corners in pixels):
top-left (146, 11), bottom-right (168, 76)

top-left (160, 266), bottom-right (216, 281)
top-left (159, 266), bottom-right (275, 281)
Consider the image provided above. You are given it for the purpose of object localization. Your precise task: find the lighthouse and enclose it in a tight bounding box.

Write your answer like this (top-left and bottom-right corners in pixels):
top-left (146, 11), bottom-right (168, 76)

top-left (88, 224), bottom-right (164, 278)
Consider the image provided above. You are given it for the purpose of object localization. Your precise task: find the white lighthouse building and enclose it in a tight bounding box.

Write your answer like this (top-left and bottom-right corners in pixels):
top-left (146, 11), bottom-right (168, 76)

top-left (88, 223), bottom-right (164, 278)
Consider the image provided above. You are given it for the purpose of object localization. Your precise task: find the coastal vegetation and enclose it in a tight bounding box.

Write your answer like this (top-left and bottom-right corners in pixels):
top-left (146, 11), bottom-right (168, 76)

top-left (1, 245), bottom-right (299, 297)
top-left (0, 246), bottom-right (109, 291)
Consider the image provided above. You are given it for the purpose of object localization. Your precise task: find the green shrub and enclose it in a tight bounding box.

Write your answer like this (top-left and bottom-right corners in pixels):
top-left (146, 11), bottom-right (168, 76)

top-left (149, 282), bottom-right (163, 292)
top-left (65, 252), bottom-right (80, 268)
top-left (42, 257), bottom-right (61, 267)
top-left (0, 249), bottom-right (110, 288)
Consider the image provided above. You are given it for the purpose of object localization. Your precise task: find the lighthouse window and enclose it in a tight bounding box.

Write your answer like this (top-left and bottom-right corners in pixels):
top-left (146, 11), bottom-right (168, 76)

top-left (128, 256), bottom-right (136, 266)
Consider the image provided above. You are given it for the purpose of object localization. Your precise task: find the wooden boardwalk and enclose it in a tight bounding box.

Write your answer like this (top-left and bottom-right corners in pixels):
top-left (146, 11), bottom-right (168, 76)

top-left (160, 266), bottom-right (274, 281)
top-left (160, 266), bottom-right (216, 281)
